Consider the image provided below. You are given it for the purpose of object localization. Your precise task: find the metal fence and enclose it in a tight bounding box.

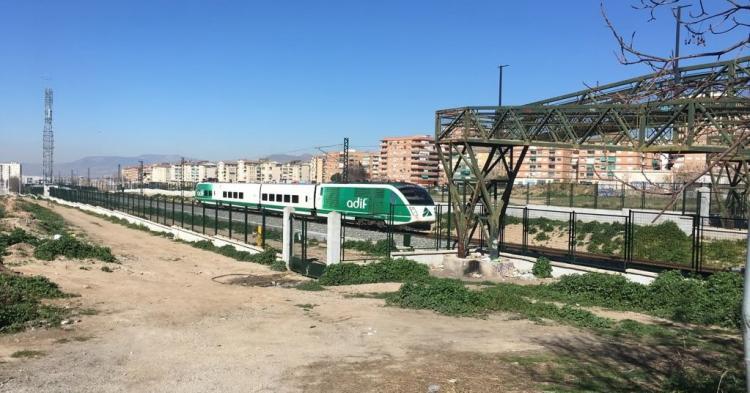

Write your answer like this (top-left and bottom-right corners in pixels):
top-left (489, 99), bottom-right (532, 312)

top-left (48, 186), bottom-right (744, 274)
top-left (432, 182), bottom-right (712, 215)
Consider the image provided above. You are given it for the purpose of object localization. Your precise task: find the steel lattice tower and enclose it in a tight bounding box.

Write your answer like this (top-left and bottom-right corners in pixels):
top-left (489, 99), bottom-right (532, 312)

top-left (42, 88), bottom-right (54, 185)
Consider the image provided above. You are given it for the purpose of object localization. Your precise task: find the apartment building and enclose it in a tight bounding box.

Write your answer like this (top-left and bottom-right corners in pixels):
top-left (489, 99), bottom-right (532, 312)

top-left (310, 150), bottom-right (377, 183)
top-left (379, 135), bottom-right (439, 186)
top-left (510, 147), bottom-right (665, 184)
top-left (279, 161), bottom-right (311, 183)
top-left (150, 164), bottom-right (170, 183)
top-left (120, 166), bottom-right (141, 183)
top-left (237, 160), bottom-right (261, 183)
top-left (217, 161), bottom-right (238, 183)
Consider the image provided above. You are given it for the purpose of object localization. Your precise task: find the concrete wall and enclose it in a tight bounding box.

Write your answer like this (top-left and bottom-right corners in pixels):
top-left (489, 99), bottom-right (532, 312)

top-left (391, 249), bottom-right (656, 285)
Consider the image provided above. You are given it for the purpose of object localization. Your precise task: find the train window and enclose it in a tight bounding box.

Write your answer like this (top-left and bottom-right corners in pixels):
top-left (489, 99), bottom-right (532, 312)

top-left (396, 185), bottom-right (434, 206)
top-left (239, 192), bottom-right (244, 199)
top-left (305, 196), bottom-right (308, 202)
top-left (276, 194), bottom-right (282, 202)
top-left (222, 191), bottom-right (227, 198)
top-left (233, 192), bottom-right (238, 199)
top-left (269, 194), bottom-right (275, 202)
top-left (292, 195), bottom-right (299, 203)
top-left (284, 195), bottom-right (290, 203)
top-left (262, 193), bottom-right (268, 201)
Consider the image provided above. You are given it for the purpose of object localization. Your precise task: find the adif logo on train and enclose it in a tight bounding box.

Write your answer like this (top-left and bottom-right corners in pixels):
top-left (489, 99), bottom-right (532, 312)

top-left (346, 197), bottom-right (368, 209)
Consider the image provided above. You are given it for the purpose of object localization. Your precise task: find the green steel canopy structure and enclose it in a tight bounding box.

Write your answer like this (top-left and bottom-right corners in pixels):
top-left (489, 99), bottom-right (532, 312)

top-left (436, 56), bottom-right (750, 257)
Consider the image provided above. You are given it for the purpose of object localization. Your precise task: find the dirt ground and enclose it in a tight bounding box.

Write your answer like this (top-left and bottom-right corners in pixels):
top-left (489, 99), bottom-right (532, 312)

top-left (0, 201), bottom-right (588, 393)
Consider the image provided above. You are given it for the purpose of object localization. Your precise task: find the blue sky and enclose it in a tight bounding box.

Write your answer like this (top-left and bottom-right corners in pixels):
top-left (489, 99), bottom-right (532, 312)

top-left (0, 0), bottom-right (743, 163)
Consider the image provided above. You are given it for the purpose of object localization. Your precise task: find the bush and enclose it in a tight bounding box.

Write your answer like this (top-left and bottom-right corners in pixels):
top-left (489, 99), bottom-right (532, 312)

top-left (387, 277), bottom-right (484, 316)
top-left (532, 257), bottom-right (552, 278)
top-left (548, 270), bottom-right (743, 329)
top-left (0, 273), bottom-right (69, 333)
top-left (189, 241), bottom-right (282, 267)
top-left (318, 258), bottom-right (429, 286)
top-left (33, 235), bottom-right (116, 262)
top-left (342, 239), bottom-right (394, 256)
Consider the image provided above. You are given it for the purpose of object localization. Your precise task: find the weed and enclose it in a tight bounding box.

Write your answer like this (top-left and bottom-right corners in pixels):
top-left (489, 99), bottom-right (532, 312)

top-left (18, 202), bottom-right (66, 234)
top-left (318, 258), bottom-right (429, 286)
top-left (100, 266), bottom-right (113, 273)
top-left (0, 273), bottom-right (69, 333)
top-left (10, 350), bottom-right (45, 358)
top-left (295, 303), bottom-right (317, 310)
top-left (532, 257), bottom-right (552, 278)
top-left (33, 235), bottom-right (116, 263)
top-left (342, 239), bottom-right (394, 256)
top-left (296, 280), bottom-right (325, 291)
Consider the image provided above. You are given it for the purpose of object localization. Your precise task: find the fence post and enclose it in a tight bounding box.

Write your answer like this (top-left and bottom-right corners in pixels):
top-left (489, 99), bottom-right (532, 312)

top-left (202, 204), bottom-right (206, 234)
top-left (569, 211), bottom-right (576, 262)
top-left (326, 211), bottom-right (342, 264)
top-left (228, 203), bottom-right (233, 239)
top-left (245, 206), bottom-right (247, 244)
top-left (180, 197), bottom-right (184, 228)
top-left (620, 186), bottom-right (625, 209)
top-left (526, 183), bottom-right (530, 205)
top-left (546, 183), bottom-right (551, 205)
top-left (282, 207), bottom-right (294, 268)
top-left (522, 207), bottom-right (528, 253)
top-left (569, 183), bottom-right (574, 207)
top-left (594, 183), bottom-right (599, 209)
top-left (640, 190), bottom-right (646, 209)
top-left (214, 204), bottom-right (218, 235)
top-left (191, 200), bottom-right (195, 232)
top-left (261, 209), bottom-right (266, 248)
top-left (446, 190), bottom-right (452, 249)
top-left (172, 197), bottom-right (175, 226)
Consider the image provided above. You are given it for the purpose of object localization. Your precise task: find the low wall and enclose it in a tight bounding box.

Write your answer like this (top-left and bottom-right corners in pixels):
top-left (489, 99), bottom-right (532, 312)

top-left (391, 249), bottom-right (656, 285)
top-left (45, 196), bottom-right (264, 255)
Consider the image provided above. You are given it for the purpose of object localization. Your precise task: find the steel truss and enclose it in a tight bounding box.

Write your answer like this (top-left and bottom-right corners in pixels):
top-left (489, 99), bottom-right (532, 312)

top-left (437, 56), bottom-right (750, 257)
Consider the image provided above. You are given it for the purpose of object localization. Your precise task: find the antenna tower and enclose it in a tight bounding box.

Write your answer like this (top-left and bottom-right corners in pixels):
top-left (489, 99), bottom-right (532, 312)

top-left (42, 88), bottom-right (54, 185)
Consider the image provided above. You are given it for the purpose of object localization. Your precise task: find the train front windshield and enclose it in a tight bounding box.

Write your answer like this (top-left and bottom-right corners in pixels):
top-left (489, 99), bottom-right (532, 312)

top-left (396, 185), bottom-right (434, 206)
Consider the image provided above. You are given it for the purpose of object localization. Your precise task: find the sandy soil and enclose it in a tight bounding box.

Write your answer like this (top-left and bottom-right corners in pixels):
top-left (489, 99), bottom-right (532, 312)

top-left (0, 201), bottom-right (584, 393)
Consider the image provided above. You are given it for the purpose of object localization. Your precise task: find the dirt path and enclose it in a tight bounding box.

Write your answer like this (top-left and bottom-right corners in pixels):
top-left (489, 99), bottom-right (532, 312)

top-left (0, 202), bottom-right (581, 393)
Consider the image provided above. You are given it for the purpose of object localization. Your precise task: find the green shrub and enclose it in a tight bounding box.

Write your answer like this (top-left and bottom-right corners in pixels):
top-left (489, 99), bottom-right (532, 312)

top-left (633, 221), bottom-right (691, 265)
top-left (296, 280), bottom-right (325, 291)
top-left (33, 235), bottom-right (116, 262)
top-left (189, 240), bottom-right (281, 267)
top-left (342, 239), bottom-right (394, 256)
top-left (318, 258), bottom-right (429, 286)
top-left (534, 232), bottom-right (550, 241)
top-left (0, 273), bottom-right (69, 333)
top-left (387, 277), bottom-right (483, 316)
top-left (532, 257), bottom-right (552, 278)
top-left (549, 272), bottom-right (649, 309)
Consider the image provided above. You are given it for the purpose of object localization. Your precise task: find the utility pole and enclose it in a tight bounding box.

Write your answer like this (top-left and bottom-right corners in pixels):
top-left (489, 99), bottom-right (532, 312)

top-left (342, 137), bottom-right (349, 183)
top-left (498, 65), bottom-right (509, 106)
top-left (117, 164), bottom-right (121, 191)
top-left (673, 5), bottom-right (689, 83)
top-left (87, 167), bottom-right (90, 187)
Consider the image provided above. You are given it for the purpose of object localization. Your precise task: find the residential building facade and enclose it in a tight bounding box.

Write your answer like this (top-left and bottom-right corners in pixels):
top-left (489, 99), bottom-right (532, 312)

top-left (379, 135), bottom-right (439, 186)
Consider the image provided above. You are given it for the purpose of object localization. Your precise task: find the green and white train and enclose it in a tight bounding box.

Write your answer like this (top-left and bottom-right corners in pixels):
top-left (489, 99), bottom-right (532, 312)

top-left (194, 182), bottom-right (436, 227)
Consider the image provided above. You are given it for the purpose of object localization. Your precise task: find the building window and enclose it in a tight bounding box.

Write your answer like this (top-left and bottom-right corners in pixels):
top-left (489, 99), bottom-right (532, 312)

top-left (292, 195), bottom-right (299, 203)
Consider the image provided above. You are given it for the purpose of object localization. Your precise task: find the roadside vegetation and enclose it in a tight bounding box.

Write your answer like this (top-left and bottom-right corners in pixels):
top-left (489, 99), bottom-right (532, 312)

top-left (0, 273), bottom-right (70, 333)
top-left (318, 258), bottom-right (429, 285)
top-left (188, 240), bottom-right (286, 271)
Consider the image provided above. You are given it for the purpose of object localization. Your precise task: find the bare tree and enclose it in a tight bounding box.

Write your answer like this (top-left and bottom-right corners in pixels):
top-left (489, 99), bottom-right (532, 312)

top-left (603, 0), bottom-right (750, 68)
